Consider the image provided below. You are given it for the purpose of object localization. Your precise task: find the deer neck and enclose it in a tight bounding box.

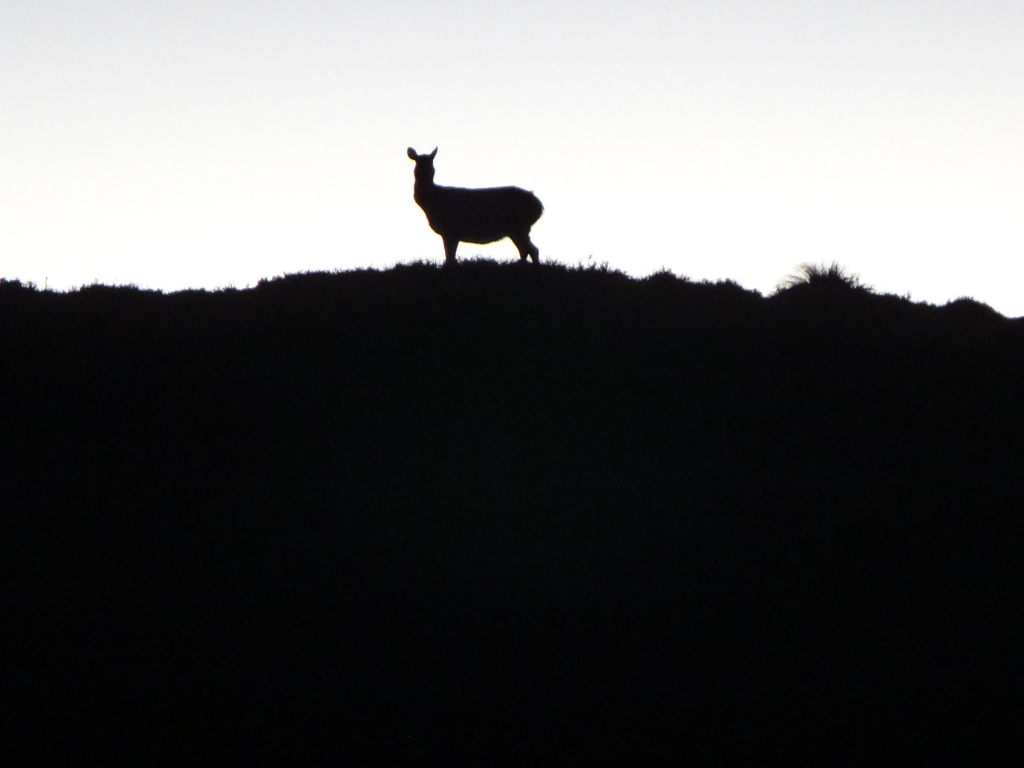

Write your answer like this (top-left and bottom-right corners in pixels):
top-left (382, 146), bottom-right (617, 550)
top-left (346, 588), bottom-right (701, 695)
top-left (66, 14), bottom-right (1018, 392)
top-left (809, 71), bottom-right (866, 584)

top-left (414, 176), bottom-right (440, 205)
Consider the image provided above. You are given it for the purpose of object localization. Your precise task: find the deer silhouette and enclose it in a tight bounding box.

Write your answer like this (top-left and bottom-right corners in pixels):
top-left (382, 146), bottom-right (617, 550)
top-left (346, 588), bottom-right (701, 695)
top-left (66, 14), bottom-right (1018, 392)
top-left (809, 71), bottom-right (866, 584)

top-left (408, 147), bottom-right (543, 263)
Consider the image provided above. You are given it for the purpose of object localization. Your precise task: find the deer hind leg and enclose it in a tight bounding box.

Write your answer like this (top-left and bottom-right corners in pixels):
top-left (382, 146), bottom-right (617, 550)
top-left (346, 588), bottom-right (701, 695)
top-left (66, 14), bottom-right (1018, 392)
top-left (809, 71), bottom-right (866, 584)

top-left (527, 240), bottom-right (540, 263)
top-left (511, 232), bottom-right (540, 264)
top-left (443, 236), bottom-right (459, 263)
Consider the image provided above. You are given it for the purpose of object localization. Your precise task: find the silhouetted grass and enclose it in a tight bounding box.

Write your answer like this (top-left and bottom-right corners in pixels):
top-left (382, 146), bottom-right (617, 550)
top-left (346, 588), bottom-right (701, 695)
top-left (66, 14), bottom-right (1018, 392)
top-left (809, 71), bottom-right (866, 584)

top-left (778, 260), bottom-right (867, 291)
top-left (1, 260), bottom-right (1022, 763)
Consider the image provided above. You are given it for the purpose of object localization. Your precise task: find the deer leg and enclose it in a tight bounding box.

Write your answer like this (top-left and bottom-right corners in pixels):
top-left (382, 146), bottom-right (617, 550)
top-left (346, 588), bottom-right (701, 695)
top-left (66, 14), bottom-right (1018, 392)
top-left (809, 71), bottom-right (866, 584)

top-left (527, 240), bottom-right (540, 264)
top-left (511, 233), bottom-right (539, 264)
top-left (443, 237), bottom-right (459, 263)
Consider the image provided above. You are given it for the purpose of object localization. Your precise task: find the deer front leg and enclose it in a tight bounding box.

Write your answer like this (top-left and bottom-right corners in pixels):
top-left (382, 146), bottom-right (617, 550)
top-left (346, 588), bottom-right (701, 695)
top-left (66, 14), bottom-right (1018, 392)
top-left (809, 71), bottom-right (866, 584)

top-left (443, 237), bottom-right (459, 263)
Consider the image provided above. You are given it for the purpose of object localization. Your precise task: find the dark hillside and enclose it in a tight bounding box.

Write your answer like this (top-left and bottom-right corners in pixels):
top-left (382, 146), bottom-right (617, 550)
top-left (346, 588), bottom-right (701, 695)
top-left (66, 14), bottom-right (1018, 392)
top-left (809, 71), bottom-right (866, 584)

top-left (2, 261), bottom-right (1022, 762)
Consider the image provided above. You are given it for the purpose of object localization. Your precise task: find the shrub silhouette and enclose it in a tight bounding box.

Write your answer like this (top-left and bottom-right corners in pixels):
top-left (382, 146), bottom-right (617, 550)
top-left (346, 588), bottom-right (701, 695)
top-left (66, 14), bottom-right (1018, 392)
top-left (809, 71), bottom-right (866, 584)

top-left (408, 147), bottom-right (543, 263)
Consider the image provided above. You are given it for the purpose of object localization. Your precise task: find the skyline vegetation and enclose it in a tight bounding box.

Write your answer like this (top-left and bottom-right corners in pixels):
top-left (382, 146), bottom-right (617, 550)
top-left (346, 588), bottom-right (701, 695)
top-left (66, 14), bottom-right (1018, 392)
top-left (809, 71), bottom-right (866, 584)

top-left (2, 258), bottom-right (1021, 762)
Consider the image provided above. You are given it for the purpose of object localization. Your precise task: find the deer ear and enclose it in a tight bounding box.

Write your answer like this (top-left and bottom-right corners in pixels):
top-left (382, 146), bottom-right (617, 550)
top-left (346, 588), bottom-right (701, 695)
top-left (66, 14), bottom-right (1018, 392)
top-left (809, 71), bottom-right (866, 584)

top-left (407, 147), bottom-right (417, 160)
top-left (429, 147), bottom-right (437, 159)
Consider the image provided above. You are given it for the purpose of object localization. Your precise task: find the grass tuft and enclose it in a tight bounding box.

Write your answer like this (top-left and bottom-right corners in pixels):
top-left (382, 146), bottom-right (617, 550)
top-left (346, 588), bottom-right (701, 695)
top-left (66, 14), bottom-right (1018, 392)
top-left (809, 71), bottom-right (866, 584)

top-left (776, 261), bottom-right (867, 292)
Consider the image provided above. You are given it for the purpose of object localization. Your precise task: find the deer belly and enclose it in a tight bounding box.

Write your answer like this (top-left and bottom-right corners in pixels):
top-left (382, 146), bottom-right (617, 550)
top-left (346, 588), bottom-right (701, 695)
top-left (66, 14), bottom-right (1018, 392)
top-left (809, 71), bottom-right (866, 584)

top-left (457, 228), bottom-right (508, 244)
top-left (427, 190), bottom-right (529, 244)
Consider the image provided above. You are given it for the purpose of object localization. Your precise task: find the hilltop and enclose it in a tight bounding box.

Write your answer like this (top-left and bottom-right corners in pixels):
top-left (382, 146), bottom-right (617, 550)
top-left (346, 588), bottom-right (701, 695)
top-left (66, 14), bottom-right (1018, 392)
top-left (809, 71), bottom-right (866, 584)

top-left (2, 260), bottom-right (1022, 762)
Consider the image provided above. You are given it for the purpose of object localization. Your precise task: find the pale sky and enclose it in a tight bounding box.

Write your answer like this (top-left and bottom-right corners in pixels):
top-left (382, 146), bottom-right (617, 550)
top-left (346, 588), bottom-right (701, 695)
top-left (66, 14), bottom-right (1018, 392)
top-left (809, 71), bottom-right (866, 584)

top-left (2, 1), bottom-right (1022, 314)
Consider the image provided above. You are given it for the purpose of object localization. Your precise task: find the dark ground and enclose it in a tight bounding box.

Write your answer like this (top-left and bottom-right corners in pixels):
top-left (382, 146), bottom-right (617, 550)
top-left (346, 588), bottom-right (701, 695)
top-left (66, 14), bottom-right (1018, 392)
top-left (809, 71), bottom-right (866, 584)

top-left (2, 260), bottom-right (1022, 763)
